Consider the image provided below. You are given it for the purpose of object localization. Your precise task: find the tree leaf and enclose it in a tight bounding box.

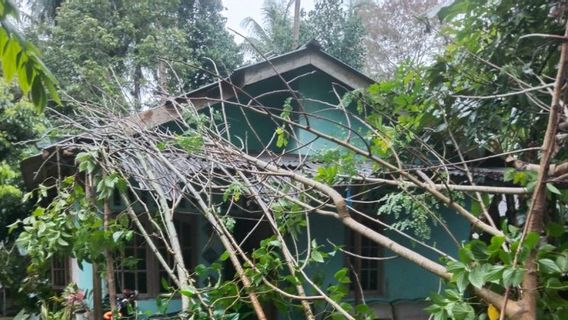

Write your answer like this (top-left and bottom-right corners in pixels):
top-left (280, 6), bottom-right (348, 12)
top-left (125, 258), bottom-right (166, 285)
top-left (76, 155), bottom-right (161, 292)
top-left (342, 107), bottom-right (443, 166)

top-left (468, 266), bottom-right (485, 288)
top-left (539, 258), bottom-right (562, 274)
top-left (31, 75), bottom-right (47, 111)
top-left (311, 250), bottom-right (324, 263)
top-left (180, 289), bottom-right (194, 297)
top-left (2, 37), bottom-right (19, 81)
top-left (546, 183), bottom-right (562, 195)
top-left (219, 251), bottom-right (230, 261)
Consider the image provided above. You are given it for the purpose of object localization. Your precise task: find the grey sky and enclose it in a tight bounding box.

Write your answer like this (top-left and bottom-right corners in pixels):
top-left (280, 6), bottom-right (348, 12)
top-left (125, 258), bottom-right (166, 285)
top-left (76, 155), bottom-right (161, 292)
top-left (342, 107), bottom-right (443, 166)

top-left (222, 0), bottom-right (316, 43)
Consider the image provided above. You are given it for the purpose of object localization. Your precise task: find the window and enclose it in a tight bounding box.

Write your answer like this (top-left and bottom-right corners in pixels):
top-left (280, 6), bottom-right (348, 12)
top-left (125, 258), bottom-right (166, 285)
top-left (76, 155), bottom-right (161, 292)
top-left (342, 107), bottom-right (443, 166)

top-left (115, 215), bottom-right (196, 297)
top-left (346, 219), bottom-right (384, 300)
top-left (50, 256), bottom-right (71, 289)
top-left (116, 233), bottom-right (149, 294)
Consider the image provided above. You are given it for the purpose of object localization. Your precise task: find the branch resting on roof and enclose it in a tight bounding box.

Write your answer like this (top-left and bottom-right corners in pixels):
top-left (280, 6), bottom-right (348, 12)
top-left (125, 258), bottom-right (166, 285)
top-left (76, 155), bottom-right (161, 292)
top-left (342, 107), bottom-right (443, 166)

top-left (506, 156), bottom-right (568, 178)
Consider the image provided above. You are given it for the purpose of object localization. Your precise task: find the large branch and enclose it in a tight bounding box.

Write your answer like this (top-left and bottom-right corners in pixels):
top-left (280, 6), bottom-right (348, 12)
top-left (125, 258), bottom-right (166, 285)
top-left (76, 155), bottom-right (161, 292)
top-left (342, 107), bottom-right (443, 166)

top-left (237, 172), bottom-right (315, 319)
top-left (514, 23), bottom-right (568, 320)
top-left (506, 156), bottom-right (568, 178)
top-left (146, 146), bottom-right (270, 320)
top-left (350, 176), bottom-right (529, 194)
top-left (228, 103), bottom-right (504, 237)
top-left (236, 150), bottom-right (524, 318)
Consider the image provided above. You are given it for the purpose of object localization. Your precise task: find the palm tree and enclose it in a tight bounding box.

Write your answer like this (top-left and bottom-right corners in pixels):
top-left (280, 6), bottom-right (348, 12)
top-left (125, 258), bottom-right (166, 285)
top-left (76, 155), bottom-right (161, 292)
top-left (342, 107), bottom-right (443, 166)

top-left (240, 0), bottom-right (296, 60)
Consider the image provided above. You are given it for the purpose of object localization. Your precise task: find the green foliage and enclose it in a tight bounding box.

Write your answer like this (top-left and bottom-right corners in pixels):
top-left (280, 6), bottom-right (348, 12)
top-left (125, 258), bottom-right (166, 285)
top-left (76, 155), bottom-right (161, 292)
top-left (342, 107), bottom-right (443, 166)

top-left (504, 167), bottom-right (539, 191)
top-left (344, 3), bottom-right (568, 318)
top-left (280, 97), bottom-right (293, 120)
top-left (303, 0), bottom-right (366, 70)
top-left (12, 172), bottom-right (132, 297)
top-left (0, 0), bottom-right (59, 112)
top-left (426, 287), bottom-right (476, 320)
top-left (175, 130), bottom-right (204, 154)
top-left (430, 225), bottom-right (568, 320)
top-left (35, 0), bottom-right (241, 109)
top-left (353, 0), bottom-right (568, 163)
top-left (313, 149), bottom-right (358, 185)
top-left (355, 66), bottom-right (435, 162)
top-left (95, 172), bottom-right (127, 200)
top-left (0, 78), bottom-right (46, 240)
top-left (377, 191), bottom-right (454, 241)
top-left (75, 149), bottom-right (98, 174)
top-left (243, 0), bottom-right (366, 69)
top-left (272, 199), bottom-right (306, 240)
top-left (275, 126), bottom-right (289, 148)
top-left (429, 0), bottom-right (565, 156)
top-left (310, 239), bottom-right (326, 263)
top-left (223, 180), bottom-right (245, 202)
top-left (0, 76), bottom-right (48, 309)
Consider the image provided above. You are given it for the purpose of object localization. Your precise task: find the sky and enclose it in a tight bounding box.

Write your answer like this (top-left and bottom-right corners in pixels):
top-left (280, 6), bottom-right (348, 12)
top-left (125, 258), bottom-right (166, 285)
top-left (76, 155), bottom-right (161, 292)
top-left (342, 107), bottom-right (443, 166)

top-left (222, 0), bottom-right (316, 43)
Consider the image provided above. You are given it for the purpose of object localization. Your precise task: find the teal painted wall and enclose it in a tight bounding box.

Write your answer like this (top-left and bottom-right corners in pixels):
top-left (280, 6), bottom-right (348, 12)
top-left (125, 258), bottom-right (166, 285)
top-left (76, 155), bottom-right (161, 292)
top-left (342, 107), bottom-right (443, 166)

top-left (292, 72), bottom-right (368, 154)
top-left (70, 66), bottom-right (470, 318)
top-left (202, 66), bottom-right (368, 155)
top-left (297, 206), bottom-right (470, 303)
top-left (380, 208), bottom-right (469, 301)
top-left (74, 261), bottom-right (95, 308)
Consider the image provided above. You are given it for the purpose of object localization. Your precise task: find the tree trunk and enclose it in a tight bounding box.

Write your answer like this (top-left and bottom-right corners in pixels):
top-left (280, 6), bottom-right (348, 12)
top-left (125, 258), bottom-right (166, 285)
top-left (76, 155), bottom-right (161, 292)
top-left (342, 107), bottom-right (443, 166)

top-left (517, 22), bottom-right (568, 320)
top-left (147, 149), bottom-right (268, 319)
top-left (238, 172), bottom-right (315, 319)
top-left (292, 0), bottom-right (301, 47)
top-left (92, 260), bottom-right (103, 320)
top-left (136, 154), bottom-right (191, 310)
top-left (163, 211), bottom-right (191, 311)
top-left (212, 216), bottom-right (268, 320)
top-left (133, 64), bottom-right (142, 110)
top-left (85, 174), bottom-right (104, 319)
top-left (158, 60), bottom-right (168, 99)
top-left (103, 200), bottom-right (117, 313)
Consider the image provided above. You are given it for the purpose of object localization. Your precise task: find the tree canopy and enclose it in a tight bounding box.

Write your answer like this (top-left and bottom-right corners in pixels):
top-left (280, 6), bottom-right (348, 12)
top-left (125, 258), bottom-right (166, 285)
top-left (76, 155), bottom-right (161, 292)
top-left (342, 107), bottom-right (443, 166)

top-left (33, 0), bottom-right (241, 110)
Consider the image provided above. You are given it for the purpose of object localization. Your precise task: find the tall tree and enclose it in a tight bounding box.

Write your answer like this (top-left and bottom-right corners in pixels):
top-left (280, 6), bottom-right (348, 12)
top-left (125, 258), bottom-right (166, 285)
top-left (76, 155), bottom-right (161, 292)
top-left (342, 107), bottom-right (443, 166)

top-left (0, 78), bottom-right (47, 310)
top-left (34, 0), bottom-right (241, 110)
top-left (240, 0), bottom-right (296, 58)
top-left (242, 0), bottom-right (366, 69)
top-left (0, 81), bottom-right (45, 240)
top-left (178, 0), bottom-right (242, 88)
top-left (303, 0), bottom-right (366, 69)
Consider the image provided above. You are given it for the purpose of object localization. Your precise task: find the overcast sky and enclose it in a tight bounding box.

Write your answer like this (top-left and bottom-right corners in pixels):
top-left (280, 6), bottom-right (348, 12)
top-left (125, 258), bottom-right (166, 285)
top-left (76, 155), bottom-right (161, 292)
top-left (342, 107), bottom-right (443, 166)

top-left (222, 0), bottom-right (316, 43)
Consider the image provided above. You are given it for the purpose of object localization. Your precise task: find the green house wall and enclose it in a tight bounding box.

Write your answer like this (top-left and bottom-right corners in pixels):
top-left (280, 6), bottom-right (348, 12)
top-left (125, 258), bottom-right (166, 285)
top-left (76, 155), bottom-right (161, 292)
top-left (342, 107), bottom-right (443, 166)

top-left (70, 66), bottom-right (471, 318)
top-left (199, 67), bottom-right (367, 155)
top-left (292, 71), bottom-right (368, 153)
top-left (299, 208), bottom-right (469, 301)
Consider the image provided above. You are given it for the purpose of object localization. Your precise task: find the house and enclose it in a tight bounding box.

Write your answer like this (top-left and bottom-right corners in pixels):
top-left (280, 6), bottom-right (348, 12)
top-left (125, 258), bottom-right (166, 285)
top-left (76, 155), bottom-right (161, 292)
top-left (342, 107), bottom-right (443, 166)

top-left (21, 41), bottom-right (472, 320)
